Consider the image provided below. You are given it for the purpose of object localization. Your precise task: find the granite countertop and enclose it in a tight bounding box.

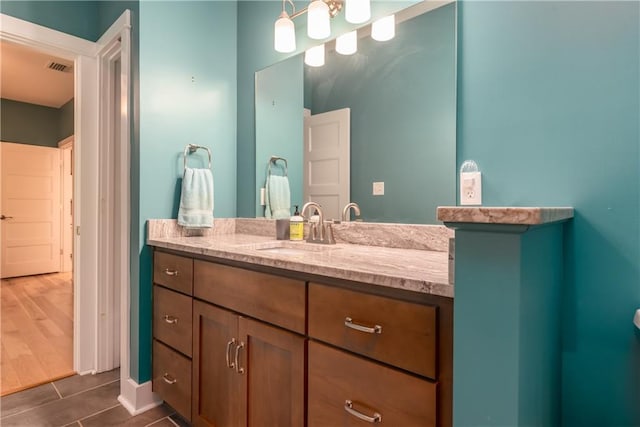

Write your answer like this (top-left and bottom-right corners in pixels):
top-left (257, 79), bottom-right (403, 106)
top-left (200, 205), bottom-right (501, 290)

top-left (437, 206), bottom-right (574, 225)
top-left (147, 219), bottom-right (453, 298)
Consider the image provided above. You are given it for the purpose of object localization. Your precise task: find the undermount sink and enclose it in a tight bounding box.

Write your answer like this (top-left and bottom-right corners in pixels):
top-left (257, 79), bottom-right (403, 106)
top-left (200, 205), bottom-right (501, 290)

top-left (241, 241), bottom-right (340, 256)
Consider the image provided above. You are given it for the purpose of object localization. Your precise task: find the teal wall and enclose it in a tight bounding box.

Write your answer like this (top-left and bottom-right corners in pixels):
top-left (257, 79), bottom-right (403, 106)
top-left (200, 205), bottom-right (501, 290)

top-left (457, 1), bottom-right (640, 425)
top-left (255, 55), bottom-right (304, 217)
top-left (58, 99), bottom-right (74, 140)
top-left (1, 98), bottom-right (73, 146)
top-left (453, 224), bottom-right (563, 426)
top-left (236, 1), bottom-right (419, 218)
top-left (304, 4), bottom-right (456, 224)
top-left (136, 0), bottom-right (237, 382)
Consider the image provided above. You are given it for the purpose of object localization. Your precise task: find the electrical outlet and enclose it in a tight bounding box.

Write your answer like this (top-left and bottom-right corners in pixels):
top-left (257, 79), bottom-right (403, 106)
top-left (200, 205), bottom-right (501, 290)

top-left (460, 172), bottom-right (482, 205)
top-left (373, 181), bottom-right (385, 196)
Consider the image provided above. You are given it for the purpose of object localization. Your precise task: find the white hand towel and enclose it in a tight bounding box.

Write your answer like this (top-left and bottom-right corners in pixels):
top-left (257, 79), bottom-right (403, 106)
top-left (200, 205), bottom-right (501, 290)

top-left (265, 175), bottom-right (291, 219)
top-left (178, 167), bottom-right (214, 228)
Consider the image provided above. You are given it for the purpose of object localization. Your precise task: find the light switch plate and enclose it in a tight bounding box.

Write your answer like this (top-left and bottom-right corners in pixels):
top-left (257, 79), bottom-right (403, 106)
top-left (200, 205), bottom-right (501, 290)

top-left (373, 181), bottom-right (384, 196)
top-left (460, 172), bottom-right (482, 205)
top-left (260, 188), bottom-right (266, 206)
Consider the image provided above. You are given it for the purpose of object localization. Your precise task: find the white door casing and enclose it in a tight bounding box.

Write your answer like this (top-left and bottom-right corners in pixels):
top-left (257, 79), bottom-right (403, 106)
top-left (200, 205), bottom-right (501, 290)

top-left (1, 142), bottom-right (61, 278)
top-left (303, 108), bottom-right (351, 220)
top-left (59, 137), bottom-right (73, 273)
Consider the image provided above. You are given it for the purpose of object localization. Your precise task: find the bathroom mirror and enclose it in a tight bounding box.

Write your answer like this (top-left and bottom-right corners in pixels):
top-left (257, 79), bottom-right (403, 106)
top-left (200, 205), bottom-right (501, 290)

top-left (255, 1), bottom-right (456, 224)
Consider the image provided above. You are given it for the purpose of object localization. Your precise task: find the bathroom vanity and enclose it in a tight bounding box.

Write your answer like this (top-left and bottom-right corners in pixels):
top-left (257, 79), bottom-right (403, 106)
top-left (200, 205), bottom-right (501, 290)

top-left (147, 219), bottom-right (453, 427)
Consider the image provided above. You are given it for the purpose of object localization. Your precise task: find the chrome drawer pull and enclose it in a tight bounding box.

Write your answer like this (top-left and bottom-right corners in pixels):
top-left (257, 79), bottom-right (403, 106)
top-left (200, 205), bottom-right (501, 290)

top-left (162, 373), bottom-right (177, 385)
top-left (163, 268), bottom-right (178, 276)
top-left (234, 341), bottom-right (245, 374)
top-left (344, 317), bottom-right (382, 334)
top-left (163, 315), bottom-right (178, 324)
top-left (344, 400), bottom-right (382, 423)
top-left (225, 338), bottom-right (236, 369)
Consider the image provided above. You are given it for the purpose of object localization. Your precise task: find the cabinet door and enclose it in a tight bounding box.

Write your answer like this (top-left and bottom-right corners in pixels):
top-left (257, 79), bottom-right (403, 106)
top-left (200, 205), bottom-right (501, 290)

top-left (192, 301), bottom-right (241, 427)
top-left (238, 317), bottom-right (305, 427)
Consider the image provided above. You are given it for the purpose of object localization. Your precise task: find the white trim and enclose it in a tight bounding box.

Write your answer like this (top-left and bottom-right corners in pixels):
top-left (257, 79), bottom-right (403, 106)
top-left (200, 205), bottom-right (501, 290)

top-left (118, 379), bottom-right (163, 416)
top-left (96, 9), bottom-right (131, 48)
top-left (58, 138), bottom-right (74, 273)
top-left (74, 53), bottom-right (100, 375)
top-left (0, 12), bottom-right (99, 376)
top-left (58, 135), bottom-right (74, 149)
top-left (95, 10), bottom-right (132, 379)
top-left (0, 14), bottom-right (95, 58)
top-left (93, 11), bottom-right (135, 409)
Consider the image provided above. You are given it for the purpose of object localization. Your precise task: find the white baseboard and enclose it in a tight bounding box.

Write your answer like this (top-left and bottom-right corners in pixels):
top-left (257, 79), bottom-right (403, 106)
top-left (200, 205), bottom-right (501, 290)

top-left (118, 378), bottom-right (163, 416)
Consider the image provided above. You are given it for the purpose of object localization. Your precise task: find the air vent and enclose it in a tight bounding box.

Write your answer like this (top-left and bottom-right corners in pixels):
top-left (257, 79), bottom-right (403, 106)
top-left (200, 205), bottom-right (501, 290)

top-left (46, 61), bottom-right (73, 73)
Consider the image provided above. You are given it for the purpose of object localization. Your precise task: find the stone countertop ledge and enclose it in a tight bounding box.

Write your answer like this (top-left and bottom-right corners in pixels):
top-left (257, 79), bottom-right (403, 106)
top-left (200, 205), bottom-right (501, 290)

top-left (437, 206), bottom-right (574, 225)
top-left (147, 219), bottom-right (453, 298)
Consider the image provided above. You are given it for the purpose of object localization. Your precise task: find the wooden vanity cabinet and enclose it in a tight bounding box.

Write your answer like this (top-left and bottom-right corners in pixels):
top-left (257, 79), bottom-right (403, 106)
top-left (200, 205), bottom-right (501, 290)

top-left (151, 248), bottom-right (452, 427)
top-left (308, 282), bottom-right (451, 427)
top-left (191, 261), bottom-right (306, 427)
top-left (152, 252), bottom-right (194, 422)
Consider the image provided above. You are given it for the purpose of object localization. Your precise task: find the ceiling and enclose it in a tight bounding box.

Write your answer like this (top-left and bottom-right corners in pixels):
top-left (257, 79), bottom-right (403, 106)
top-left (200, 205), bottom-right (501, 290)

top-left (0, 40), bottom-right (74, 108)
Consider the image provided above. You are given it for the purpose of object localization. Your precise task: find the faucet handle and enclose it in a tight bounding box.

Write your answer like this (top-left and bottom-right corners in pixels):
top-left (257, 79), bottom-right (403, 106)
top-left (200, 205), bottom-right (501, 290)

top-left (323, 221), bottom-right (336, 244)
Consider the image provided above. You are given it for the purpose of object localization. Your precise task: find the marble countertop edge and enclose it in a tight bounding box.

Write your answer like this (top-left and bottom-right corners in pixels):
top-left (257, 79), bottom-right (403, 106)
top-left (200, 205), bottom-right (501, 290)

top-left (436, 206), bottom-right (574, 225)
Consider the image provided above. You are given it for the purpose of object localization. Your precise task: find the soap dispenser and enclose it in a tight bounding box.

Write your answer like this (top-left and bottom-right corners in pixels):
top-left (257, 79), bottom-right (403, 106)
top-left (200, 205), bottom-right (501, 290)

top-left (290, 205), bottom-right (304, 241)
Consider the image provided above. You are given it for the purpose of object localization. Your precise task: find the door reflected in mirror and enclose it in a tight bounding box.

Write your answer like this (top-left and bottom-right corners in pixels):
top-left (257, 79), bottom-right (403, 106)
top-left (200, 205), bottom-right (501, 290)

top-left (255, 1), bottom-right (456, 224)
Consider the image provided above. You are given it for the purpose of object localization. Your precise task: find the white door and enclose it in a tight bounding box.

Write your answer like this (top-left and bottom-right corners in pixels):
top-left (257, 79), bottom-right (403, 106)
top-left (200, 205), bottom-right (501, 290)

top-left (303, 108), bottom-right (350, 220)
top-left (1, 142), bottom-right (61, 278)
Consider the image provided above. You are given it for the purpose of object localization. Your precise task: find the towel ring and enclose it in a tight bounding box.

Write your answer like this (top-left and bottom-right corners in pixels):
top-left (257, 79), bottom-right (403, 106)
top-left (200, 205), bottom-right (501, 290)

top-left (268, 156), bottom-right (288, 177)
top-left (184, 144), bottom-right (212, 171)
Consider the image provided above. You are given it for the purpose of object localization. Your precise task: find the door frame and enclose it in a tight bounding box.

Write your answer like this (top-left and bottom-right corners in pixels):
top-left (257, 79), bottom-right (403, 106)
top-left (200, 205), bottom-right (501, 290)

top-left (0, 10), bottom-right (132, 396)
top-left (58, 136), bottom-right (74, 273)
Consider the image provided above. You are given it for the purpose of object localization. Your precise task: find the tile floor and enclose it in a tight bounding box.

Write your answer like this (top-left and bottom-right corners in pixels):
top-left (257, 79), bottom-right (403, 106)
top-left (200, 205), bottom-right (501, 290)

top-left (0, 369), bottom-right (189, 427)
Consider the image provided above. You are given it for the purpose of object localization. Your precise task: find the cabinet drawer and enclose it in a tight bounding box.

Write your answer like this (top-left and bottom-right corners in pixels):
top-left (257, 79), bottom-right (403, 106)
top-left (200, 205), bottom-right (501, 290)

top-left (308, 341), bottom-right (437, 427)
top-left (194, 261), bottom-right (306, 334)
top-left (153, 340), bottom-right (192, 421)
top-left (154, 251), bottom-right (193, 295)
top-left (308, 282), bottom-right (437, 378)
top-left (153, 286), bottom-right (192, 357)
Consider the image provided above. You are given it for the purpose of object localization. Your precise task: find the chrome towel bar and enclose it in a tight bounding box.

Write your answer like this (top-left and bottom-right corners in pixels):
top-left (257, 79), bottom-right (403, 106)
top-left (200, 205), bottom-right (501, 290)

top-left (183, 143), bottom-right (212, 171)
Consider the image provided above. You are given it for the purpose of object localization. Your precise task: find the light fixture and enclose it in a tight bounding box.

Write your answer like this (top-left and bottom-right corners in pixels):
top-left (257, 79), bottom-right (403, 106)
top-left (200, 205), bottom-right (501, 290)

top-left (336, 30), bottom-right (357, 55)
top-left (274, 10), bottom-right (296, 53)
top-left (274, 0), bottom-right (343, 52)
top-left (345, 0), bottom-right (370, 24)
top-left (308, 0), bottom-right (330, 39)
top-left (305, 44), bottom-right (325, 67)
top-left (371, 15), bottom-right (395, 42)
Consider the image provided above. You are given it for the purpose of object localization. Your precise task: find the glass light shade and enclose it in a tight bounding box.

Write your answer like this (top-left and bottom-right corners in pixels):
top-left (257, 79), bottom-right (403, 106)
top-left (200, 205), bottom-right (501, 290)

top-left (274, 12), bottom-right (296, 53)
top-left (335, 31), bottom-right (357, 55)
top-left (307, 0), bottom-right (330, 40)
top-left (304, 44), bottom-right (325, 67)
top-left (345, 0), bottom-right (370, 24)
top-left (371, 15), bottom-right (395, 42)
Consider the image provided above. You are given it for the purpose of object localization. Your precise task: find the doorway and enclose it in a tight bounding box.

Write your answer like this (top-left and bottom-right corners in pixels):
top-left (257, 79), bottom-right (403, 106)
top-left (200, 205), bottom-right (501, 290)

top-left (1, 10), bottom-right (132, 404)
top-left (0, 40), bottom-right (76, 394)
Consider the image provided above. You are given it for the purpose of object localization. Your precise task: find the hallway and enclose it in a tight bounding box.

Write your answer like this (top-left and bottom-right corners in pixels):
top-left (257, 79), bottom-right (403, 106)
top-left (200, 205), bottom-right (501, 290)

top-left (1, 272), bottom-right (74, 396)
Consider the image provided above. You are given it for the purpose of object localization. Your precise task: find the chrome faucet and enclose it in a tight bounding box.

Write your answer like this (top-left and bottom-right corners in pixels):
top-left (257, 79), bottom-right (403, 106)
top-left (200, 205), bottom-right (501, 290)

top-left (301, 202), bottom-right (335, 244)
top-left (342, 202), bottom-right (361, 222)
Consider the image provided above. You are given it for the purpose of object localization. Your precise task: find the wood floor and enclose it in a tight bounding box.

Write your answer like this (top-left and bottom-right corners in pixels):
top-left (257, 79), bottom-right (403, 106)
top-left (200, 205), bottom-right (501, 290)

top-left (1, 272), bottom-right (74, 396)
